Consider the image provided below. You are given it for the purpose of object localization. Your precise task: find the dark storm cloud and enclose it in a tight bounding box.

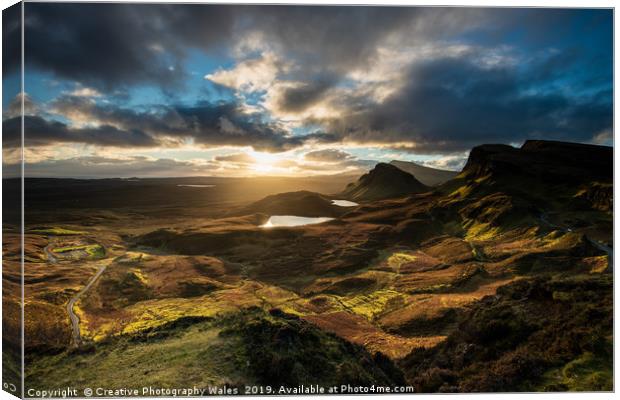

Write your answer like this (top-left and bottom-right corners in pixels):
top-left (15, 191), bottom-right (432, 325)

top-left (275, 77), bottom-right (338, 113)
top-left (12, 4), bottom-right (613, 153)
top-left (17, 3), bottom-right (236, 88)
top-left (172, 103), bottom-right (306, 151)
top-left (2, 115), bottom-right (158, 148)
top-left (17, 4), bottom-right (482, 89)
top-left (247, 6), bottom-right (441, 72)
top-left (257, 7), bottom-right (611, 151)
top-left (317, 55), bottom-right (613, 153)
top-left (9, 95), bottom-right (335, 152)
top-left (2, 3), bottom-right (21, 81)
top-left (18, 5), bottom-right (611, 87)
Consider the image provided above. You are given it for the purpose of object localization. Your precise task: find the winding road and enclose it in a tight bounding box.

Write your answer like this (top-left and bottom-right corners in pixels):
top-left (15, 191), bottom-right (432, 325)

top-left (44, 236), bottom-right (112, 346)
top-left (66, 262), bottom-right (109, 346)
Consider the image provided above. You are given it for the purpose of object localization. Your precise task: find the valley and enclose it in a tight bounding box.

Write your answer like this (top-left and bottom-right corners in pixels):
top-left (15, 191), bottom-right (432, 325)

top-left (2, 140), bottom-right (613, 393)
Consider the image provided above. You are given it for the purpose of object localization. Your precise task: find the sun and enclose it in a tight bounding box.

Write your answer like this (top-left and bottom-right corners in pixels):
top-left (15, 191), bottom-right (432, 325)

top-left (249, 151), bottom-right (279, 173)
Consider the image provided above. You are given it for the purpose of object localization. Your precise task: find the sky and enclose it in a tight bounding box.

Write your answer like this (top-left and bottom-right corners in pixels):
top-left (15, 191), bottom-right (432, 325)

top-left (2, 4), bottom-right (613, 178)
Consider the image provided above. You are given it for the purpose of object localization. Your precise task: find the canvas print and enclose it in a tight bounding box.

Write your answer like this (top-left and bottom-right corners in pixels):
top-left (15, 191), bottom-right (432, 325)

top-left (1, 2), bottom-right (614, 397)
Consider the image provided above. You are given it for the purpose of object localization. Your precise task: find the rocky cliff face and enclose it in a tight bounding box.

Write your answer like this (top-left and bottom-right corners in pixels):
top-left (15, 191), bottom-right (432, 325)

top-left (461, 140), bottom-right (612, 185)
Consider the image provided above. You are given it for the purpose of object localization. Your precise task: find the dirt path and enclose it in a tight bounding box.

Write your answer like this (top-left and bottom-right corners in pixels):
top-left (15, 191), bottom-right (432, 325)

top-left (67, 261), bottom-right (110, 347)
top-left (43, 237), bottom-right (113, 346)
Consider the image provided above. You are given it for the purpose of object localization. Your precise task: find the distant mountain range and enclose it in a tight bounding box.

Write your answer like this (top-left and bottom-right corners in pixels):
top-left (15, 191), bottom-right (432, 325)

top-left (389, 160), bottom-right (458, 186)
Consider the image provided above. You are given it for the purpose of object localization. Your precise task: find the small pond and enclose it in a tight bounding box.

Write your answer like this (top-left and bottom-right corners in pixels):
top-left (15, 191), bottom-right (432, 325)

top-left (261, 215), bottom-right (334, 228)
top-left (331, 199), bottom-right (359, 207)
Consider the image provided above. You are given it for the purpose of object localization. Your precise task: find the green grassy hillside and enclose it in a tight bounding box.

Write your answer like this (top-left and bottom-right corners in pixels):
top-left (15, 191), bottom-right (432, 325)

top-left (26, 308), bottom-right (404, 391)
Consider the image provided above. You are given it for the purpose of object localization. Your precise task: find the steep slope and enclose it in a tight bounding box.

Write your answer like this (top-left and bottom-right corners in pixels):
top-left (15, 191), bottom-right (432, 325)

top-left (435, 140), bottom-right (613, 241)
top-left (390, 160), bottom-right (458, 186)
top-left (395, 140), bottom-right (614, 392)
top-left (401, 274), bottom-right (613, 392)
top-left (342, 163), bottom-right (430, 202)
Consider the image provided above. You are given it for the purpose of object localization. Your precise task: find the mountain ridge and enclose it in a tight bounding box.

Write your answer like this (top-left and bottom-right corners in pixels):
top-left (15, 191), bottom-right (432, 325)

top-left (461, 140), bottom-right (612, 183)
top-left (341, 163), bottom-right (430, 202)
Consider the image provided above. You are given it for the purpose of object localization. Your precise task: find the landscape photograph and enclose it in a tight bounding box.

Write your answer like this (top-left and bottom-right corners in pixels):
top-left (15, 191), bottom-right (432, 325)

top-left (1, 2), bottom-right (614, 396)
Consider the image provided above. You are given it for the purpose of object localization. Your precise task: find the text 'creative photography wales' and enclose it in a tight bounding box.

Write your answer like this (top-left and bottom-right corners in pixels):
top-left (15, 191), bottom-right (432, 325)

top-left (0, 1), bottom-right (614, 397)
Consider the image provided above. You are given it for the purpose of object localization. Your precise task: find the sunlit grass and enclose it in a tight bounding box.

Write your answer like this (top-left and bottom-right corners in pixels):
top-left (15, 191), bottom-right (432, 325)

top-left (31, 227), bottom-right (86, 236)
top-left (52, 244), bottom-right (105, 258)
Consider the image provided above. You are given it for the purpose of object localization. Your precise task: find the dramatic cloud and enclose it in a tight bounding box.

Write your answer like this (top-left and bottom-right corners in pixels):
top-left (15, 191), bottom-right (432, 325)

top-left (14, 5), bottom-right (478, 89)
top-left (15, 3), bottom-right (237, 89)
top-left (313, 54), bottom-right (613, 153)
top-left (272, 77), bottom-right (338, 114)
top-left (18, 94), bottom-right (335, 152)
top-left (206, 52), bottom-right (285, 92)
top-left (2, 115), bottom-right (159, 148)
top-left (2, 4), bottom-right (612, 177)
